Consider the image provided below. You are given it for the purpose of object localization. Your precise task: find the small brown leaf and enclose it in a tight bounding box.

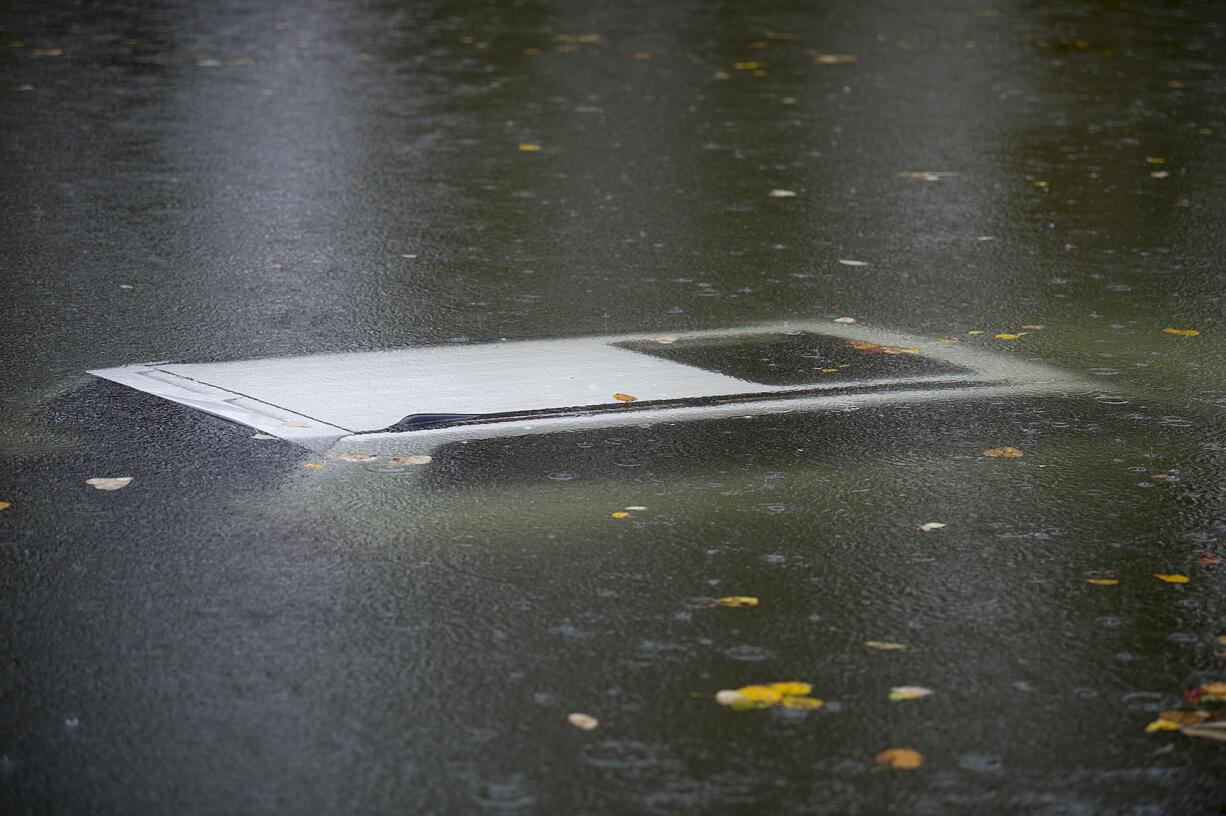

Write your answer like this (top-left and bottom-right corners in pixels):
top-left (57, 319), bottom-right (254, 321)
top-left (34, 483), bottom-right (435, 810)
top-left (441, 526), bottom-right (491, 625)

top-left (983, 447), bottom-right (1024, 458)
top-left (612, 393), bottom-right (638, 402)
top-left (875, 748), bottom-right (923, 769)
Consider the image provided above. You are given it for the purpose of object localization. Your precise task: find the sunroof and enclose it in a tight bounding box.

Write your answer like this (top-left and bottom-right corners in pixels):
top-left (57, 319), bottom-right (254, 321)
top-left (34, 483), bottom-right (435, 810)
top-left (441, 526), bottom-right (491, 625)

top-left (615, 332), bottom-right (972, 386)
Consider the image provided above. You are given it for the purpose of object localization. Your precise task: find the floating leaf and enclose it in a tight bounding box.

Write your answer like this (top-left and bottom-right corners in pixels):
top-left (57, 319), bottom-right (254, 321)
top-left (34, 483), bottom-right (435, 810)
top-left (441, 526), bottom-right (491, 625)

top-left (716, 682), bottom-right (818, 711)
top-left (918, 522), bottom-right (946, 532)
top-left (1144, 718), bottom-right (1181, 733)
top-left (567, 713), bottom-right (599, 730)
top-left (1182, 722), bottom-right (1226, 742)
top-left (983, 447), bottom-right (1023, 458)
top-left (715, 596), bottom-right (759, 607)
top-left (1086, 578), bottom-right (1119, 586)
top-left (994, 333), bottom-right (1020, 340)
top-left (612, 393), bottom-right (638, 402)
top-left (388, 454), bottom-right (432, 465)
top-left (610, 511), bottom-right (630, 519)
top-left (865, 640), bottom-right (907, 651)
top-left (896, 171), bottom-right (959, 182)
top-left (86, 477), bottom-right (132, 491)
top-left (889, 686), bottom-right (934, 702)
top-left (1153, 573), bottom-right (1189, 584)
top-left (1163, 328), bottom-right (1199, 336)
top-left (842, 340), bottom-right (919, 355)
top-left (814, 54), bottom-right (857, 64)
top-left (838, 259), bottom-right (868, 267)
top-left (650, 335), bottom-right (679, 344)
top-left (833, 316), bottom-right (857, 323)
top-left (768, 189), bottom-right (797, 198)
top-left (875, 748), bottom-right (923, 769)
top-left (334, 451), bottom-right (378, 463)
top-left (518, 143), bottom-right (542, 152)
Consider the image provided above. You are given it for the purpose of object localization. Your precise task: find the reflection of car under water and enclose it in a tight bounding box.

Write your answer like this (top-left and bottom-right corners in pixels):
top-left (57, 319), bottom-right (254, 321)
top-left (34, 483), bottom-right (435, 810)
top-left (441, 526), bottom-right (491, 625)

top-left (89, 321), bottom-right (1095, 456)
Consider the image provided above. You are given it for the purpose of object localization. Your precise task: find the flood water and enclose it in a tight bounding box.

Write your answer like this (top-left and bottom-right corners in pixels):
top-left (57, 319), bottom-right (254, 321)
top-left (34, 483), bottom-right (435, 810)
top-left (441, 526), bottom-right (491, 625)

top-left (1, 0), bottom-right (1224, 812)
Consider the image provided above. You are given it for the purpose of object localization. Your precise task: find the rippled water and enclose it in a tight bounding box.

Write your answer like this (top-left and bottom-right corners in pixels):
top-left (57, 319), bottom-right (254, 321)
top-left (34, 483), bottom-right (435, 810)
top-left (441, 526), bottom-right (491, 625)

top-left (2, 0), bottom-right (1224, 813)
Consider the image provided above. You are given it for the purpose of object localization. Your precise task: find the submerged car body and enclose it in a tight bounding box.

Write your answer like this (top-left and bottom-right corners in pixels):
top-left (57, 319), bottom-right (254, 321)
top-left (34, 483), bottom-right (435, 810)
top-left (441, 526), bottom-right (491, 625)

top-left (89, 321), bottom-right (1094, 454)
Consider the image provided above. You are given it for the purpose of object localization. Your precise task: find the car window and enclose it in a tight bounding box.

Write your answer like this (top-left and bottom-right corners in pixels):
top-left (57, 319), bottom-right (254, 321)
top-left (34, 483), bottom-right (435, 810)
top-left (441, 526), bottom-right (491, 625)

top-left (614, 331), bottom-right (972, 386)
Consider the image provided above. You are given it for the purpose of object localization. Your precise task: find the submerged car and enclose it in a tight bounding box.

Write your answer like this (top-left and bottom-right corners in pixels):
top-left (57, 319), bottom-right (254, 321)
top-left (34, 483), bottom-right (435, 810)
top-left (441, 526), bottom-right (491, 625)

top-left (89, 320), bottom-right (1095, 455)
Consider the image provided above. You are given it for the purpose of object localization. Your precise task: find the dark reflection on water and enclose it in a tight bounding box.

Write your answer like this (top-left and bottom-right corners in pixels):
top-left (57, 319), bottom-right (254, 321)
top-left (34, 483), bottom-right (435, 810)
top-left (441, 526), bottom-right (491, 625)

top-left (2, 0), bottom-right (1226, 812)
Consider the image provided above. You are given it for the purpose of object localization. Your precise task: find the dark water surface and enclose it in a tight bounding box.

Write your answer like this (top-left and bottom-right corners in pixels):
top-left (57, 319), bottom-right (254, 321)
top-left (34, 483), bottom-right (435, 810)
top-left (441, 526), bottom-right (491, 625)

top-left (2, 0), bottom-right (1225, 813)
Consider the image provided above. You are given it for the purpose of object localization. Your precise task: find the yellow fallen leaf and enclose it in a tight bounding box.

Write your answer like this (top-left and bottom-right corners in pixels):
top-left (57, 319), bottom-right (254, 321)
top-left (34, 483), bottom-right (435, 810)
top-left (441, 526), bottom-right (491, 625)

top-left (0, 501), bottom-right (10, 511)
top-left (1032, 180), bottom-right (1049, 189)
top-left (1144, 719), bottom-right (1181, 733)
top-left (875, 748), bottom-right (923, 769)
top-left (715, 596), bottom-right (759, 607)
top-left (612, 393), bottom-right (638, 402)
top-left (1219, 634), bottom-right (1226, 646)
top-left (518, 143), bottom-right (542, 152)
top-left (888, 686), bottom-right (934, 702)
top-left (86, 477), bottom-right (133, 491)
top-left (994, 333), bottom-right (1020, 340)
top-left (780, 695), bottom-right (823, 710)
top-left (968, 330), bottom-right (985, 336)
top-left (814, 53), bottom-right (857, 64)
top-left (33, 48), bottom-right (64, 57)
top-left (865, 641), bottom-right (907, 651)
top-left (1163, 328), bottom-right (1200, 336)
top-left (388, 454), bottom-right (432, 465)
top-left (567, 712), bottom-right (599, 730)
top-left (1199, 682), bottom-right (1226, 696)
top-left (1153, 573), bottom-right (1189, 584)
top-left (768, 682), bottom-right (812, 696)
top-left (734, 685), bottom-right (784, 704)
top-left (733, 61), bottom-right (763, 70)
top-left (820, 368), bottom-right (839, 374)
top-left (303, 463), bottom-right (325, 469)
top-left (632, 51), bottom-right (653, 60)
top-left (1086, 578), bottom-right (1119, 586)
top-left (918, 522), bottom-right (946, 532)
top-left (610, 511), bottom-right (630, 519)
top-left (983, 446), bottom-right (1024, 458)
top-left (768, 189), bottom-right (798, 198)
top-left (1146, 157), bottom-right (1166, 165)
